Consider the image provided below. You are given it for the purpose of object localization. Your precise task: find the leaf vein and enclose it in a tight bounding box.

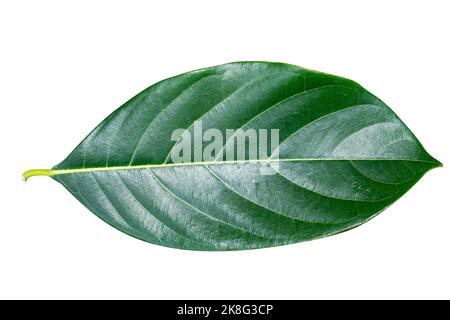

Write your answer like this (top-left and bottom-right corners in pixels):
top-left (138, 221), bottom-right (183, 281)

top-left (148, 169), bottom-right (270, 240)
top-left (128, 73), bottom-right (217, 165)
top-left (204, 165), bottom-right (347, 225)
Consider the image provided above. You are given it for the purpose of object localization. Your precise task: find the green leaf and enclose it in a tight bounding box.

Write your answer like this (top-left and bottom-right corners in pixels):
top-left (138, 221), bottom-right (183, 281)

top-left (23, 62), bottom-right (441, 250)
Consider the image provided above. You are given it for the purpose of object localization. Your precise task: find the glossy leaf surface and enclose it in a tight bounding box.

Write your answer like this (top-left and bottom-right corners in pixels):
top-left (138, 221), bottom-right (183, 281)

top-left (26, 62), bottom-right (440, 250)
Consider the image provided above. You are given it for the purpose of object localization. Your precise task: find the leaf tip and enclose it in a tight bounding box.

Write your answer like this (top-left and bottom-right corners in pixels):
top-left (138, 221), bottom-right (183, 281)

top-left (426, 159), bottom-right (443, 172)
top-left (431, 157), bottom-right (443, 169)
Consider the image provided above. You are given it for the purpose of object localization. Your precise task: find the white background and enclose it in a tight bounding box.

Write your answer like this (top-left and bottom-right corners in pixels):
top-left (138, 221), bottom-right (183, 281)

top-left (1, 0), bottom-right (449, 299)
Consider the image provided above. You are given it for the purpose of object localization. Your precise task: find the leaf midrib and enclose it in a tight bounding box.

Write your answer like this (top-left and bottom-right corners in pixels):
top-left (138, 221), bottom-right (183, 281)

top-left (22, 158), bottom-right (440, 180)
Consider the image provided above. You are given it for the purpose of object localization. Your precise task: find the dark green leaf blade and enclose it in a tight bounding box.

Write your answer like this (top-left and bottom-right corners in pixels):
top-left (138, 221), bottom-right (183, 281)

top-left (36, 62), bottom-right (440, 250)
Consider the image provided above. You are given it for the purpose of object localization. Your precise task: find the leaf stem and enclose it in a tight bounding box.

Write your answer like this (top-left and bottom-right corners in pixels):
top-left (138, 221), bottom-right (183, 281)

top-left (22, 169), bottom-right (54, 181)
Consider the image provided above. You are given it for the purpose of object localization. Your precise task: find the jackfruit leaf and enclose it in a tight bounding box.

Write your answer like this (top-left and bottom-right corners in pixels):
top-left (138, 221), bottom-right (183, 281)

top-left (24, 62), bottom-right (441, 250)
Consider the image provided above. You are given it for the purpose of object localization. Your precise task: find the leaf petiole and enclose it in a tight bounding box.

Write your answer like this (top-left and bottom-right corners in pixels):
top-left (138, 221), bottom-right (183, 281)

top-left (22, 169), bottom-right (54, 181)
